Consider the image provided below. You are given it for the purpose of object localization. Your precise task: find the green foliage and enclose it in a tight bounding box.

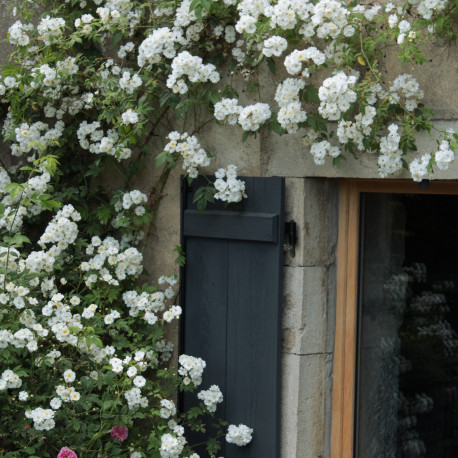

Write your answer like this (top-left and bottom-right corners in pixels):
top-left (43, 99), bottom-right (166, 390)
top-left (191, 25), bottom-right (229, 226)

top-left (193, 186), bottom-right (216, 211)
top-left (173, 246), bottom-right (186, 267)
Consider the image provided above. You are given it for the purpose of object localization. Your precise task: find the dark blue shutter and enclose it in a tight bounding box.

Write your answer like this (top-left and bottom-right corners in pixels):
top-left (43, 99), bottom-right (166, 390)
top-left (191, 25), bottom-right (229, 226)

top-left (180, 176), bottom-right (284, 458)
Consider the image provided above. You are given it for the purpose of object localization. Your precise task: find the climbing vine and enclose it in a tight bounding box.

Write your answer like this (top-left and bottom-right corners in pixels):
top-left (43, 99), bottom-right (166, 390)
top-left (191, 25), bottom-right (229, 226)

top-left (0, 0), bottom-right (457, 456)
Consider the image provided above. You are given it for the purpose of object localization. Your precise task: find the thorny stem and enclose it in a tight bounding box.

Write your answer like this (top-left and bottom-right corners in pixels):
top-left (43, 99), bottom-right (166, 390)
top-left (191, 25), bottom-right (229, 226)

top-left (190, 432), bottom-right (226, 449)
top-left (191, 118), bottom-right (214, 135)
top-left (144, 106), bottom-right (170, 146)
top-left (109, 156), bottom-right (131, 187)
top-left (139, 165), bottom-right (172, 253)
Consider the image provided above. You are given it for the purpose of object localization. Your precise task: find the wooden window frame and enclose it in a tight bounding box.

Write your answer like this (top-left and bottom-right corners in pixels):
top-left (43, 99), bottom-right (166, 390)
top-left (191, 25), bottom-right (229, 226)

top-left (330, 179), bottom-right (458, 458)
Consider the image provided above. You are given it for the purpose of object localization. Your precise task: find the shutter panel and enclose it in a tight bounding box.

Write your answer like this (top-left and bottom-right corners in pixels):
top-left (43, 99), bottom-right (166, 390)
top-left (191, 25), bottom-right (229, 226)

top-left (180, 176), bottom-right (284, 458)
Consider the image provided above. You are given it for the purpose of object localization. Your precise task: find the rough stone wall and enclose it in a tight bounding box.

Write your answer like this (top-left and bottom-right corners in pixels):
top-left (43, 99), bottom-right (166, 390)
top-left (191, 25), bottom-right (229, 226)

top-left (0, 1), bottom-right (15, 164)
top-left (0, 1), bottom-right (14, 65)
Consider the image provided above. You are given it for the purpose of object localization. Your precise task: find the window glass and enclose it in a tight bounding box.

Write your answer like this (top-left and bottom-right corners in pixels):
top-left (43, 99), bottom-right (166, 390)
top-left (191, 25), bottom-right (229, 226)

top-left (356, 194), bottom-right (458, 457)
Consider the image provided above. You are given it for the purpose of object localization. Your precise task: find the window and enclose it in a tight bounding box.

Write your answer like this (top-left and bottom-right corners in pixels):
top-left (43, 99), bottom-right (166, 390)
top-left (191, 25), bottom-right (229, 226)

top-left (331, 180), bottom-right (458, 457)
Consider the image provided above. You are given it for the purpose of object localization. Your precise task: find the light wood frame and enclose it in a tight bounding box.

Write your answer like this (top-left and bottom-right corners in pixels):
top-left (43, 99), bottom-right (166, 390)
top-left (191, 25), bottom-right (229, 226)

top-left (331, 179), bottom-right (458, 458)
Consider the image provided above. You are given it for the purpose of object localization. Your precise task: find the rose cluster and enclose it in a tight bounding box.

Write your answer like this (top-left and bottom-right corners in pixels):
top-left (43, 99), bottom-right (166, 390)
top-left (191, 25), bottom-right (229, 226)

top-left (214, 165), bottom-right (247, 203)
top-left (164, 131), bottom-right (211, 178)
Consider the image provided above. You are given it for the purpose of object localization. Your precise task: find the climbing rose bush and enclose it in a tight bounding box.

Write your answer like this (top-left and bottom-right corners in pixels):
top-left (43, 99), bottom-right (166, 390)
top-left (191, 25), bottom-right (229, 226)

top-left (0, 0), bottom-right (457, 455)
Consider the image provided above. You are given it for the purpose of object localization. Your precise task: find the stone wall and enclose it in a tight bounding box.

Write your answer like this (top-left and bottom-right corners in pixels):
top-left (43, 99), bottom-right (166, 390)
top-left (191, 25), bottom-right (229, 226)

top-left (281, 178), bottom-right (338, 457)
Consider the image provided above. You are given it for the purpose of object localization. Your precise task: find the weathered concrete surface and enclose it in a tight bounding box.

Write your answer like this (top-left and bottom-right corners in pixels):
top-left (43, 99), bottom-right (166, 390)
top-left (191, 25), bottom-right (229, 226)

top-left (0, 0), bottom-right (15, 161)
top-left (265, 120), bottom-right (458, 179)
top-left (382, 38), bottom-right (458, 120)
top-left (198, 121), bottom-right (262, 176)
top-left (0, 0), bottom-right (15, 65)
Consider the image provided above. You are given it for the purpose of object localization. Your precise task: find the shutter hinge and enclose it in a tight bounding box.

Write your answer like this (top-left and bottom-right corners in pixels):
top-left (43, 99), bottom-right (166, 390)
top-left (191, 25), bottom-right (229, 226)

top-left (284, 220), bottom-right (297, 257)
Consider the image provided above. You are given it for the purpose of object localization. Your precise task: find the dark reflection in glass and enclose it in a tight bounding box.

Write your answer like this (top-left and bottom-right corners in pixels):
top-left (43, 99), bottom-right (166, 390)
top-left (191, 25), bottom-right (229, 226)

top-left (356, 194), bottom-right (458, 458)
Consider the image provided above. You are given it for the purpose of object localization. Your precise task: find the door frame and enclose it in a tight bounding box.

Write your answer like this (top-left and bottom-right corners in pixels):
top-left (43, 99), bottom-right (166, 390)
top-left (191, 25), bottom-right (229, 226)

top-left (330, 179), bottom-right (458, 458)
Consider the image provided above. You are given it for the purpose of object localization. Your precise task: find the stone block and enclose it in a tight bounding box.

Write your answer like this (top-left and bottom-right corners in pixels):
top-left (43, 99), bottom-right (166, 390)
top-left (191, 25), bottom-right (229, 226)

top-left (281, 352), bottom-right (334, 458)
top-left (280, 352), bottom-right (301, 458)
top-left (298, 267), bottom-right (329, 355)
top-left (198, 121), bottom-right (262, 176)
top-left (284, 178), bottom-right (338, 268)
top-left (282, 266), bottom-right (332, 355)
top-left (295, 353), bottom-right (334, 458)
top-left (282, 266), bottom-right (307, 330)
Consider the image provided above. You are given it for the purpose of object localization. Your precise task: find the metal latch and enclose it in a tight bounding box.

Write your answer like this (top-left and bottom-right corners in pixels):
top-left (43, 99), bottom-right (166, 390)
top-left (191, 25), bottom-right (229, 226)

top-left (284, 220), bottom-right (297, 257)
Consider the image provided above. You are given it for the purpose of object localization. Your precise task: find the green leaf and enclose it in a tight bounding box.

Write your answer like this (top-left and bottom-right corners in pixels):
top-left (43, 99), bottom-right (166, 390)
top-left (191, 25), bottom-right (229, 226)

top-left (112, 31), bottom-right (123, 45)
top-left (267, 57), bottom-right (276, 75)
top-left (206, 437), bottom-right (222, 455)
top-left (173, 246), bottom-right (186, 266)
top-left (194, 5), bottom-right (203, 20)
top-left (86, 335), bottom-right (103, 348)
top-left (333, 154), bottom-right (346, 168)
top-left (201, 0), bottom-right (212, 11)
top-left (187, 406), bottom-right (203, 419)
top-left (209, 90), bottom-right (221, 105)
top-left (40, 199), bottom-right (61, 210)
top-left (107, 288), bottom-right (121, 303)
top-left (97, 206), bottom-right (113, 225)
top-left (302, 85), bottom-right (320, 104)
top-left (5, 183), bottom-right (25, 200)
top-left (193, 186), bottom-right (216, 212)
top-left (247, 82), bottom-right (260, 94)
top-left (73, 420), bottom-right (81, 431)
top-left (3, 233), bottom-right (31, 247)
top-left (103, 400), bottom-right (114, 410)
top-left (156, 151), bottom-right (175, 168)
top-left (269, 120), bottom-right (286, 136)
top-left (242, 131), bottom-right (254, 142)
